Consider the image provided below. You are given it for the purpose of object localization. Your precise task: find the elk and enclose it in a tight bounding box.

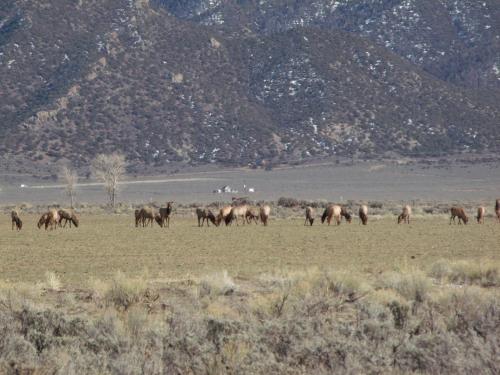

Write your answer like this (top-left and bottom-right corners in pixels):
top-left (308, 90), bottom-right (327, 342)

top-left (341, 207), bottom-right (352, 223)
top-left (476, 206), bottom-right (485, 224)
top-left (321, 205), bottom-right (342, 225)
top-left (58, 209), bottom-right (79, 228)
top-left (37, 213), bottom-right (50, 229)
top-left (259, 205), bottom-right (271, 226)
top-left (196, 208), bottom-right (217, 227)
top-left (304, 206), bottom-right (315, 226)
top-left (217, 206), bottom-right (233, 226)
top-left (450, 207), bottom-right (468, 225)
top-left (359, 205), bottom-right (368, 225)
top-left (139, 207), bottom-right (156, 227)
top-left (11, 211), bottom-right (22, 231)
top-left (245, 208), bottom-right (259, 224)
top-left (496, 199), bottom-right (500, 223)
top-left (135, 209), bottom-right (142, 227)
top-left (229, 204), bottom-right (249, 226)
top-left (159, 202), bottom-right (173, 228)
top-left (397, 205), bottom-right (412, 224)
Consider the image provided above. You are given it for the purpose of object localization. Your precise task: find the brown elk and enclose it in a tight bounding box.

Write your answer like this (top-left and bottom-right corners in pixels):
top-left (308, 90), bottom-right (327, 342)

top-left (259, 205), bottom-right (271, 226)
top-left (154, 213), bottom-right (164, 227)
top-left (359, 205), bottom-right (368, 225)
top-left (321, 205), bottom-right (342, 225)
top-left (245, 208), bottom-right (259, 224)
top-left (135, 209), bottom-right (142, 227)
top-left (159, 202), bottom-right (173, 228)
top-left (41, 209), bottom-right (60, 230)
top-left (397, 205), bottom-right (412, 224)
top-left (496, 199), bottom-right (500, 223)
top-left (476, 206), bottom-right (486, 224)
top-left (196, 208), bottom-right (218, 227)
top-left (341, 207), bottom-right (352, 223)
top-left (217, 206), bottom-right (233, 226)
top-left (37, 213), bottom-right (50, 229)
top-left (58, 209), bottom-right (79, 228)
top-left (450, 207), bottom-right (468, 225)
top-left (139, 207), bottom-right (156, 227)
top-left (229, 204), bottom-right (249, 226)
top-left (11, 211), bottom-right (22, 231)
top-left (304, 206), bottom-right (315, 226)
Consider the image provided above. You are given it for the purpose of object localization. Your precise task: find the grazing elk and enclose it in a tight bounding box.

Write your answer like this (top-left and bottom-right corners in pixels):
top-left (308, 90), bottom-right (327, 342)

top-left (37, 213), bottom-right (50, 229)
top-left (42, 209), bottom-right (60, 230)
top-left (397, 205), bottom-right (412, 224)
top-left (359, 205), bottom-right (368, 225)
top-left (217, 206), bottom-right (233, 226)
top-left (341, 207), bottom-right (352, 223)
top-left (496, 199), bottom-right (500, 223)
top-left (154, 213), bottom-right (164, 227)
top-left (245, 208), bottom-right (259, 224)
top-left (159, 202), bottom-right (173, 228)
top-left (476, 206), bottom-right (486, 224)
top-left (321, 205), bottom-right (342, 225)
top-left (450, 207), bottom-right (468, 225)
top-left (196, 208), bottom-right (217, 227)
top-left (304, 206), bottom-right (315, 226)
top-left (11, 211), bottom-right (22, 231)
top-left (259, 205), bottom-right (271, 226)
top-left (58, 209), bottom-right (79, 228)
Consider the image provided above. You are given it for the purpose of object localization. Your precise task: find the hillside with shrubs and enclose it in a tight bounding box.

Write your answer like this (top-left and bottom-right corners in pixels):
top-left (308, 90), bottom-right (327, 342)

top-left (1, 0), bottom-right (500, 173)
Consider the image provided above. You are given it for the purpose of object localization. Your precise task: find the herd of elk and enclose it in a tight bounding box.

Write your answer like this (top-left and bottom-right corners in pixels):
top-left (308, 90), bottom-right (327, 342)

top-left (7, 199), bottom-right (500, 231)
top-left (135, 202), bottom-right (173, 228)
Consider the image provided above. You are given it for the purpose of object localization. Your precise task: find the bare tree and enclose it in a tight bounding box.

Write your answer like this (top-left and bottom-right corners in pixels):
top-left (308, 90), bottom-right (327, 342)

top-left (92, 153), bottom-right (126, 208)
top-left (60, 166), bottom-right (78, 208)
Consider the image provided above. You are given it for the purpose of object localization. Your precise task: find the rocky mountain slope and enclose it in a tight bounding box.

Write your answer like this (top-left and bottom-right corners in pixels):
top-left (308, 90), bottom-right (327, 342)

top-left (1, 0), bottom-right (499, 173)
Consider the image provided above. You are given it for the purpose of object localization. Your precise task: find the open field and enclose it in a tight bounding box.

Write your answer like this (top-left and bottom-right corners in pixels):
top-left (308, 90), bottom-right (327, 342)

top-left (1, 161), bottom-right (500, 205)
top-left (1, 213), bottom-right (499, 374)
top-left (1, 215), bottom-right (499, 285)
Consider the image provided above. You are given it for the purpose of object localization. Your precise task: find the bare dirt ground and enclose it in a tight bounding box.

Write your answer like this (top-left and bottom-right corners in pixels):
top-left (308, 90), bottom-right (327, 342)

top-left (1, 161), bottom-right (499, 205)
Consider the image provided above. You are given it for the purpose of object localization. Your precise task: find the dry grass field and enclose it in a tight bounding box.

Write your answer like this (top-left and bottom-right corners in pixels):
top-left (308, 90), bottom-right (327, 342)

top-left (1, 214), bottom-right (499, 285)
top-left (0, 212), bottom-right (499, 374)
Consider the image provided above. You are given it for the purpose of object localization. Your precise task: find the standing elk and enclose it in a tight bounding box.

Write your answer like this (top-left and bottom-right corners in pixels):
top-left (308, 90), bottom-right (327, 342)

top-left (321, 205), bottom-right (342, 225)
top-left (139, 207), bottom-right (156, 227)
top-left (450, 207), bottom-right (468, 225)
top-left (359, 205), bottom-right (368, 225)
top-left (496, 199), bottom-right (500, 223)
top-left (11, 211), bottom-right (22, 231)
top-left (58, 209), bottom-right (79, 228)
top-left (259, 205), bottom-right (271, 226)
top-left (397, 205), bottom-right (412, 224)
top-left (159, 202), bottom-right (173, 228)
top-left (304, 206), bottom-right (315, 226)
top-left (476, 206), bottom-right (485, 224)
top-left (229, 204), bottom-right (249, 226)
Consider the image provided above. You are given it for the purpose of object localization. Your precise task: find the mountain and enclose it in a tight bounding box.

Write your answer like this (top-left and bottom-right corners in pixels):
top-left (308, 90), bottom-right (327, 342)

top-left (1, 0), bottom-right (499, 173)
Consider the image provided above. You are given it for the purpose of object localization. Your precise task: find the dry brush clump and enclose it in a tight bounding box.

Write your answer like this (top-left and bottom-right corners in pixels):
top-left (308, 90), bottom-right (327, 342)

top-left (0, 264), bottom-right (498, 374)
